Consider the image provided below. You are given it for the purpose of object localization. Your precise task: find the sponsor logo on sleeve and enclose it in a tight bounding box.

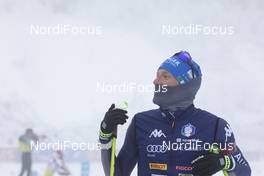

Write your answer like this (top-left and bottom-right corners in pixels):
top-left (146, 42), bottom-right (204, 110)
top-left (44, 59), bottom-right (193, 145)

top-left (224, 124), bottom-right (233, 142)
top-left (234, 152), bottom-right (248, 166)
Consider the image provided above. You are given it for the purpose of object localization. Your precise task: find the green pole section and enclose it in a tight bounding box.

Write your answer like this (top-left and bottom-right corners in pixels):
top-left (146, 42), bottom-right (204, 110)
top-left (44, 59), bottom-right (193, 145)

top-left (110, 137), bottom-right (116, 176)
top-left (110, 101), bottom-right (128, 176)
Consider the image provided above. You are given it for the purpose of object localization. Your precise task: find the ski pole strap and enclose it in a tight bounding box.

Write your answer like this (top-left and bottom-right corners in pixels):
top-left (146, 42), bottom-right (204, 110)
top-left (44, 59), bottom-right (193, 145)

top-left (100, 130), bottom-right (112, 140)
top-left (224, 155), bottom-right (231, 170)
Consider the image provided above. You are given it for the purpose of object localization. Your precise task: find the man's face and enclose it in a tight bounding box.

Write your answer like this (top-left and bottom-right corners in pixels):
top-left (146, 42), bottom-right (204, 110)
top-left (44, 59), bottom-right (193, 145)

top-left (153, 69), bottom-right (179, 86)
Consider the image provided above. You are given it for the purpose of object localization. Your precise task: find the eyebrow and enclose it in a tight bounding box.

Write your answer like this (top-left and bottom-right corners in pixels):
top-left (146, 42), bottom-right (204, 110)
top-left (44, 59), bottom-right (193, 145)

top-left (161, 71), bottom-right (171, 76)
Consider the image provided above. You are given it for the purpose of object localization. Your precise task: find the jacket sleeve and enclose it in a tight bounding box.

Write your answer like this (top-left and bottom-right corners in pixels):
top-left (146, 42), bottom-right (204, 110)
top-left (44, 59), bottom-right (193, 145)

top-left (215, 118), bottom-right (251, 176)
top-left (99, 116), bottom-right (138, 176)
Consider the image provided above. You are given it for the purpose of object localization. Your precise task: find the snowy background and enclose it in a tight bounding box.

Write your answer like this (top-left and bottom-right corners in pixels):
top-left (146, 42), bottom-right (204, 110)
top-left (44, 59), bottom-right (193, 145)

top-left (0, 0), bottom-right (263, 175)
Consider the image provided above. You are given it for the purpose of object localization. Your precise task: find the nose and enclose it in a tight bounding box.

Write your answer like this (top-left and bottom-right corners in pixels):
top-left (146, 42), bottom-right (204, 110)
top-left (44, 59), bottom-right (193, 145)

top-left (153, 77), bottom-right (161, 85)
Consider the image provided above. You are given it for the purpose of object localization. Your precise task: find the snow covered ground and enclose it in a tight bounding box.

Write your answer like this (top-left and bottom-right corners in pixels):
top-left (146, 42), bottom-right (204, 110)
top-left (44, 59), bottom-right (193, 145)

top-left (0, 160), bottom-right (262, 176)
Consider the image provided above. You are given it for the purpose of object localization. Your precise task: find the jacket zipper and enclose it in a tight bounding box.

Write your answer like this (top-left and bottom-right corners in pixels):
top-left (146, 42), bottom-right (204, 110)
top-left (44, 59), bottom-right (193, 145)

top-left (168, 112), bottom-right (176, 175)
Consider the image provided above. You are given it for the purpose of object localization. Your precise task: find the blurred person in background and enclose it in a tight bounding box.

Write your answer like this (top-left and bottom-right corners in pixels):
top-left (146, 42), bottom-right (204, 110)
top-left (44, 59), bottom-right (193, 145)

top-left (44, 150), bottom-right (71, 176)
top-left (18, 128), bottom-right (44, 176)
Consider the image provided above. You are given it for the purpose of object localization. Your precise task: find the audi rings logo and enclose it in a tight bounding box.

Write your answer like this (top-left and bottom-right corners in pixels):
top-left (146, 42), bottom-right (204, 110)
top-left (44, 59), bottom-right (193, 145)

top-left (147, 144), bottom-right (168, 153)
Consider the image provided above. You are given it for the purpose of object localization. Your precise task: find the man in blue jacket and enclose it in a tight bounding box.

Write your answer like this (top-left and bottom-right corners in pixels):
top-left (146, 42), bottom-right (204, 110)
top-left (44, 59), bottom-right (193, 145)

top-left (99, 51), bottom-right (251, 176)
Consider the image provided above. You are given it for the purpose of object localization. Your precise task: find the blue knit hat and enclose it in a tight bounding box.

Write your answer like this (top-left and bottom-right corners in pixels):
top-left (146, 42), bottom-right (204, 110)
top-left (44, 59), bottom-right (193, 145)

top-left (159, 51), bottom-right (202, 85)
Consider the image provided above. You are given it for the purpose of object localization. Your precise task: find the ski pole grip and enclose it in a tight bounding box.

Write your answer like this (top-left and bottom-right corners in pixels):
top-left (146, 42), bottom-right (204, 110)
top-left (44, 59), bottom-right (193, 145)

top-left (113, 101), bottom-right (128, 138)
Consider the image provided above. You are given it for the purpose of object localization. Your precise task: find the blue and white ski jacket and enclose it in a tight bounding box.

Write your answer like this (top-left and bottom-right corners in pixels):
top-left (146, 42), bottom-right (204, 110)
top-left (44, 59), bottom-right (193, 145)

top-left (100, 104), bottom-right (251, 176)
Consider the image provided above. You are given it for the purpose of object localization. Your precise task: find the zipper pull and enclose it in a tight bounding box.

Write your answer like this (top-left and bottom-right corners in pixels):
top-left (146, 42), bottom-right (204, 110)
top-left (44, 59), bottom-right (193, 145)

top-left (168, 112), bottom-right (176, 128)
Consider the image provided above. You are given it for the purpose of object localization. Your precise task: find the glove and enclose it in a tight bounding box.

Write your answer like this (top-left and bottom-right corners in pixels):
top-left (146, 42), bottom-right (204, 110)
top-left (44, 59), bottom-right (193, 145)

top-left (100, 104), bottom-right (128, 134)
top-left (191, 153), bottom-right (233, 176)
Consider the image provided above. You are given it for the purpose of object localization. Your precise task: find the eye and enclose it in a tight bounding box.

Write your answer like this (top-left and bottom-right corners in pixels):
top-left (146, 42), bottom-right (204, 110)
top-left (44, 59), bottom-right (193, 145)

top-left (163, 74), bottom-right (170, 80)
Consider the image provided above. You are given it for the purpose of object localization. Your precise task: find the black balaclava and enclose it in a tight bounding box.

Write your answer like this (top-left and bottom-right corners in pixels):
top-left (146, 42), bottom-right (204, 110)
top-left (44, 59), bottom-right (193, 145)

top-left (153, 77), bottom-right (201, 111)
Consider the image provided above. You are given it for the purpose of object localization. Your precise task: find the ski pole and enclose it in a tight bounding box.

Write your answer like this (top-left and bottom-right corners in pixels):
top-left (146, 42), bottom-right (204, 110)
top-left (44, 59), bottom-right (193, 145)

top-left (110, 101), bottom-right (128, 176)
top-left (110, 128), bottom-right (117, 176)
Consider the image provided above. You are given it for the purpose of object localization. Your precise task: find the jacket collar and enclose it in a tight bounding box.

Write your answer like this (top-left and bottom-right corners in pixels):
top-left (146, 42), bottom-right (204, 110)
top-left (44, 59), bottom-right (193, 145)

top-left (160, 104), bottom-right (195, 122)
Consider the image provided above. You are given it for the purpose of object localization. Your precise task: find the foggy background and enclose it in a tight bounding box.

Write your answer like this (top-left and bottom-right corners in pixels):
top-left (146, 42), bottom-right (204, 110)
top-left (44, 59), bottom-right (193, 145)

top-left (0, 0), bottom-right (263, 175)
